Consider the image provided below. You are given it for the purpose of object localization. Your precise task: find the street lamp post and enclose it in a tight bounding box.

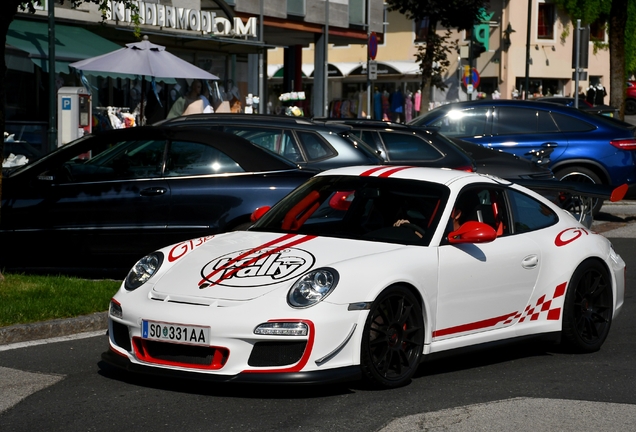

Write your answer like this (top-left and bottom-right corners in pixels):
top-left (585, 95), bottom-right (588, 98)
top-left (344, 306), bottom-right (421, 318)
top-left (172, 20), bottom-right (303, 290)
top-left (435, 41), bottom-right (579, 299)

top-left (524, 0), bottom-right (532, 100)
top-left (324, 0), bottom-right (329, 117)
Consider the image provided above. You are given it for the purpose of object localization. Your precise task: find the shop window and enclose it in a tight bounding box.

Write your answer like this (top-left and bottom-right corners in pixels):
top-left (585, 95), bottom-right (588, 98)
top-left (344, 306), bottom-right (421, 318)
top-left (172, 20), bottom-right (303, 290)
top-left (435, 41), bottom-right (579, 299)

top-left (288, 0), bottom-right (305, 17)
top-left (590, 19), bottom-right (607, 42)
top-left (349, 0), bottom-right (364, 25)
top-left (537, 2), bottom-right (555, 39)
top-left (415, 17), bottom-right (430, 44)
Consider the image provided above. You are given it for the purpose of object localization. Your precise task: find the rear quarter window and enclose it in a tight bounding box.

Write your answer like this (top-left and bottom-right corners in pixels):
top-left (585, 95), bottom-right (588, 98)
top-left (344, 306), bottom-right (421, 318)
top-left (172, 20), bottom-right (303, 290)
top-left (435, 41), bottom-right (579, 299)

top-left (508, 189), bottom-right (558, 233)
top-left (550, 112), bottom-right (595, 132)
top-left (379, 132), bottom-right (443, 161)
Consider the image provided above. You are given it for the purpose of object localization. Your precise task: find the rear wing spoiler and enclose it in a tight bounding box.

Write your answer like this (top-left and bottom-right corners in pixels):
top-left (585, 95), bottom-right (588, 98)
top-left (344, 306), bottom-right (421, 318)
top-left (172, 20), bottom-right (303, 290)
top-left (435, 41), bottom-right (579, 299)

top-left (515, 180), bottom-right (629, 202)
top-left (515, 180), bottom-right (629, 228)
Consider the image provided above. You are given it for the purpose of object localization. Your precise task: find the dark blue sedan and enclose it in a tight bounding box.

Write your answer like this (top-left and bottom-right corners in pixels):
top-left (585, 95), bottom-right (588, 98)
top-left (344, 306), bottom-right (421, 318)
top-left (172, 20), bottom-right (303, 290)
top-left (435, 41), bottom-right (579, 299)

top-left (409, 100), bottom-right (636, 210)
top-left (0, 127), bottom-right (317, 277)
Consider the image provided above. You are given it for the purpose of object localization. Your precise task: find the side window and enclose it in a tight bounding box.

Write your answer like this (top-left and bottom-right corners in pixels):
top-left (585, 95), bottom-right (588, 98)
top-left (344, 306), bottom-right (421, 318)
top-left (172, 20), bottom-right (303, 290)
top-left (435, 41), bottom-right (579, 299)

top-left (165, 140), bottom-right (244, 176)
top-left (296, 131), bottom-right (336, 161)
top-left (379, 132), bottom-right (443, 161)
top-left (429, 107), bottom-right (489, 137)
top-left (507, 189), bottom-right (558, 233)
top-left (62, 139), bottom-right (165, 182)
top-left (537, 111), bottom-right (559, 133)
top-left (225, 127), bottom-right (302, 163)
top-left (453, 187), bottom-right (510, 237)
top-left (551, 112), bottom-right (595, 132)
top-left (493, 108), bottom-right (538, 135)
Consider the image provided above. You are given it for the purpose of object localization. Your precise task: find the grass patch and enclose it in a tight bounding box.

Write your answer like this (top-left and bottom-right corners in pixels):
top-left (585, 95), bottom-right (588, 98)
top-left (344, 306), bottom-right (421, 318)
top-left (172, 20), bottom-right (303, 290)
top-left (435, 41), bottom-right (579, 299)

top-left (0, 273), bottom-right (122, 327)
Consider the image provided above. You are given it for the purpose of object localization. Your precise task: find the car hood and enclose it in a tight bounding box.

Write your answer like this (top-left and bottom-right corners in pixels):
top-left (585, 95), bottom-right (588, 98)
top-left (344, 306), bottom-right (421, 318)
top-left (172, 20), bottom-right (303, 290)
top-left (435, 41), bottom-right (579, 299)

top-left (151, 231), bottom-right (405, 301)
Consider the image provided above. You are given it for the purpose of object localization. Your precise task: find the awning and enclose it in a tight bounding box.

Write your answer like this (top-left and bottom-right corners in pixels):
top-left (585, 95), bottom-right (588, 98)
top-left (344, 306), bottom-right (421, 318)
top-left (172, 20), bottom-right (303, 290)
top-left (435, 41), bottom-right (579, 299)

top-left (6, 19), bottom-right (122, 74)
top-left (349, 61), bottom-right (421, 76)
top-left (267, 61), bottom-right (421, 79)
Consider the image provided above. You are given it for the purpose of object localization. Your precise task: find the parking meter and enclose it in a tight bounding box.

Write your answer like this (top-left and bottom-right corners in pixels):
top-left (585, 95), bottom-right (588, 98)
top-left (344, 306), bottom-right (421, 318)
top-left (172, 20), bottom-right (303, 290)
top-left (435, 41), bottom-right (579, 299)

top-left (57, 87), bottom-right (92, 147)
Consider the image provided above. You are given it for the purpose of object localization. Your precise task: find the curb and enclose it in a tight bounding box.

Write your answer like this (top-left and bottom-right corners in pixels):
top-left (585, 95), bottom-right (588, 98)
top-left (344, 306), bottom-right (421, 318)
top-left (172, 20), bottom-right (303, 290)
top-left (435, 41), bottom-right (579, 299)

top-left (0, 312), bottom-right (108, 346)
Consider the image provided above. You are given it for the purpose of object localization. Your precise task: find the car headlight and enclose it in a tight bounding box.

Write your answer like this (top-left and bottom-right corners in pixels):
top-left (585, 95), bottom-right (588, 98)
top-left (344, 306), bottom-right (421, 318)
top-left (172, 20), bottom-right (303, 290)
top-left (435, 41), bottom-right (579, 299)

top-left (125, 252), bottom-right (164, 291)
top-left (287, 268), bottom-right (339, 308)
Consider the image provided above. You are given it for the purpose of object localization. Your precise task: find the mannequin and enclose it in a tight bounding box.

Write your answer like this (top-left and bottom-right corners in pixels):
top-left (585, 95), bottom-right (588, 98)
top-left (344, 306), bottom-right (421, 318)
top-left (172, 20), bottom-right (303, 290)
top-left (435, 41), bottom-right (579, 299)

top-left (374, 88), bottom-right (382, 120)
top-left (595, 81), bottom-right (607, 106)
top-left (586, 85), bottom-right (596, 106)
top-left (405, 91), bottom-right (414, 123)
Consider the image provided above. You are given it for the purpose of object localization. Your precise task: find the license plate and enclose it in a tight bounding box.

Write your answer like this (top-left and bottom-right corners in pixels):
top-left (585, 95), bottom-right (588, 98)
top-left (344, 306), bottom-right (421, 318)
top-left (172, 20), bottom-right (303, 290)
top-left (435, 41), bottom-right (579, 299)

top-left (142, 320), bottom-right (210, 346)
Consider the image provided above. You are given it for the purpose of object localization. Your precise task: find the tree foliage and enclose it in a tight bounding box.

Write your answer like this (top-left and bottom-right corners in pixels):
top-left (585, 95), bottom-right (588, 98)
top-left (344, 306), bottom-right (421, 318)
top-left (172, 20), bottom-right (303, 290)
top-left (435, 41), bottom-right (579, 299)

top-left (551, 0), bottom-right (634, 117)
top-left (385, 0), bottom-right (488, 112)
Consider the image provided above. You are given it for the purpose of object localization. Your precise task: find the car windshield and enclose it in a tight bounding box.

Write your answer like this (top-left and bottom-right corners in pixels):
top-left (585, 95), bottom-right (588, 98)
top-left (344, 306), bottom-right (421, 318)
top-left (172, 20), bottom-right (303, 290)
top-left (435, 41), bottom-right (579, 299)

top-left (251, 175), bottom-right (450, 246)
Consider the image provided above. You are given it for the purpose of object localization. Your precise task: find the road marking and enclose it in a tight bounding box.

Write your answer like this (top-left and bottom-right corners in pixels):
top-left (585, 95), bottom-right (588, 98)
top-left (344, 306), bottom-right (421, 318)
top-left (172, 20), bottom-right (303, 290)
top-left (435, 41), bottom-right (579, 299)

top-left (379, 398), bottom-right (636, 431)
top-left (0, 330), bottom-right (105, 352)
top-left (0, 366), bottom-right (64, 413)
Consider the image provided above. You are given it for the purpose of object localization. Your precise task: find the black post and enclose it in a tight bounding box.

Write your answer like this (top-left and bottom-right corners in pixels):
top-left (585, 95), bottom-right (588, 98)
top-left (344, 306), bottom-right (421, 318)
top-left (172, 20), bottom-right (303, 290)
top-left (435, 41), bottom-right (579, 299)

top-left (48, 0), bottom-right (57, 150)
top-left (524, 0), bottom-right (532, 100)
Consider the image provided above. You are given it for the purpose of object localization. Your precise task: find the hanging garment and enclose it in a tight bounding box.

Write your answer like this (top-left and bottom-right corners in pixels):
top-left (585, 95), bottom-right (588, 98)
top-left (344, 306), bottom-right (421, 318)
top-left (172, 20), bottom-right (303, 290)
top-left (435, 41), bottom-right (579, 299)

top-left (414, 91), bottom-right (422, 113)
top-left (405, 95), bottom-right (413, 123)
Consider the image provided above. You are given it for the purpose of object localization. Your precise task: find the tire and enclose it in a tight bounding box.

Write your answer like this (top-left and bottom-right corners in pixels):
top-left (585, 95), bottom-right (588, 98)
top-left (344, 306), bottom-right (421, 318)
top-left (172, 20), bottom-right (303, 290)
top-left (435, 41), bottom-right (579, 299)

top-left (625, 99), bottom-right (636, 116)
top-left (561, 259), bottom-right (613, 353)
top-left (360, 285), bottom-right (424, 388)
top-left (555, 166), bottom-right (604, 217)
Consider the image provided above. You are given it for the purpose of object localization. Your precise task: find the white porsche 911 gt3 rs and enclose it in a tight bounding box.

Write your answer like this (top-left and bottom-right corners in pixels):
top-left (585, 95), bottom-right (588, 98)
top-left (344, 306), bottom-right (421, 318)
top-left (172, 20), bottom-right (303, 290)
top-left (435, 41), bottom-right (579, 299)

top-left (103, 166), bottom-right (626, 388)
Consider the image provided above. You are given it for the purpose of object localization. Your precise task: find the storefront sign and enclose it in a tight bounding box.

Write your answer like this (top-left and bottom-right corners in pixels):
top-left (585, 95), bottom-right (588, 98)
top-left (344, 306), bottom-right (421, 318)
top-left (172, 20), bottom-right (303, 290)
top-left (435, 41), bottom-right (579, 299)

top-left (107, 1), bottom-right (258, 38)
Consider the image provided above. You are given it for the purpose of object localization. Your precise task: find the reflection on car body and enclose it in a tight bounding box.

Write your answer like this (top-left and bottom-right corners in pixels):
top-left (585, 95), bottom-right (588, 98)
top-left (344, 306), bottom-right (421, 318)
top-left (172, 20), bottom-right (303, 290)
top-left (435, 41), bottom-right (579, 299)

top-left (0, 127), bottom-right (315, 277)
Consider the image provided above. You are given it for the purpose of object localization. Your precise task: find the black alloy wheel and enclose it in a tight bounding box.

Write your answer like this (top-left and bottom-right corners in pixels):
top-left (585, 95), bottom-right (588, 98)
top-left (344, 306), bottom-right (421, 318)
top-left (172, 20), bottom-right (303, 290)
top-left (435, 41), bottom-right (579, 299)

top-left (361, 285), bottom-right (424, 388)
top-left (561, 259), bottom-right (613, 352)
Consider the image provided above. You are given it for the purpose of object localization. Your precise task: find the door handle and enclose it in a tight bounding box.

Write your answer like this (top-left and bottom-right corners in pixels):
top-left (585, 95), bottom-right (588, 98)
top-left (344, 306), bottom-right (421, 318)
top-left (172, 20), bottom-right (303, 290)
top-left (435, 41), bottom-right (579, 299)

top-left (140, 187), bottom-right (167, 197)
top-left (521, 254), bottom-right (539, 269)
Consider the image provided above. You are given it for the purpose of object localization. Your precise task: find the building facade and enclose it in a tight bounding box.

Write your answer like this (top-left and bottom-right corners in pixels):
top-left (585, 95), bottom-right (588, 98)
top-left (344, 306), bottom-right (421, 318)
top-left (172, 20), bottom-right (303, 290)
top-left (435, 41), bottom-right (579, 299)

top-left (266, 0), bottom-right (611, 118)
top-left (5, 0), bottom-right (385, 151)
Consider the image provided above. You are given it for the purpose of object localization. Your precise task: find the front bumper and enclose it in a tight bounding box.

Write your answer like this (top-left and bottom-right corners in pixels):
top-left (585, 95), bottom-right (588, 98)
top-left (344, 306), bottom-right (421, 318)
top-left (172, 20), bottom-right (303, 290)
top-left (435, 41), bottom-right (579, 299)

top-left (101, 349), bottom-right (362, 385)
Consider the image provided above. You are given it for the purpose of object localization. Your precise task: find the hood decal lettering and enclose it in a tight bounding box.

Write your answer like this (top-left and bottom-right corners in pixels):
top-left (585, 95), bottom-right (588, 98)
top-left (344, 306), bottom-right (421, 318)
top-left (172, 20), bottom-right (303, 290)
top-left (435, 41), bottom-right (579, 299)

top-left (199, 234), bottom-right (316, 289)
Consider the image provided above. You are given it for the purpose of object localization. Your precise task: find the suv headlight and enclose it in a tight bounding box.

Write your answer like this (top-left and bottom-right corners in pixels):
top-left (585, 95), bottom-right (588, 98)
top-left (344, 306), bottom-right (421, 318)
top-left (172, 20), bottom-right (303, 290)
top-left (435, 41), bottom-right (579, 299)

top-left (125, 252), bottom-right (164, 291)
top-left (287, 268), bottom-right (339, 308)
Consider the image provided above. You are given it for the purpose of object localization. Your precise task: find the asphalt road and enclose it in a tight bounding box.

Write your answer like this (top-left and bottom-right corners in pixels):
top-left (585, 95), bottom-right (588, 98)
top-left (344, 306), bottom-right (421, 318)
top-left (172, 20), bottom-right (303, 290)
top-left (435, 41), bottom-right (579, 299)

top-left (1, 235), bottom-right (635, 431)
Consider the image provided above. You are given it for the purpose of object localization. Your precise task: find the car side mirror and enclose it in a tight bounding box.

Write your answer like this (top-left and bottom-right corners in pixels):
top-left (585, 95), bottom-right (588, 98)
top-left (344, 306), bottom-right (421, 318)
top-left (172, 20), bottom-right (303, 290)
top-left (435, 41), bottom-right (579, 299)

top-left (448, 221), bottom-right (497, 244)
top-left (251, 206), bottom-right (271, 222)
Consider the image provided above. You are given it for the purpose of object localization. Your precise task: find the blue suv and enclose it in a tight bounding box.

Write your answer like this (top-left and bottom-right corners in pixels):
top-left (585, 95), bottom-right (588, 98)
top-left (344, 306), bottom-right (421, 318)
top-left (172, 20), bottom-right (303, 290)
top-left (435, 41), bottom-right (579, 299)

top-left (409, 100), bottom-right (636, 206)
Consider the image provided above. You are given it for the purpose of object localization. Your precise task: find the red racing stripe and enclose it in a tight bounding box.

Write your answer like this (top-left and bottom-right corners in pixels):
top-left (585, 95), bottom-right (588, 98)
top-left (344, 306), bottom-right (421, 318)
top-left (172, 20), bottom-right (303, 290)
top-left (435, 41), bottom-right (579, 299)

top-left (198, 234), bottom-right (317, 287)
top-left (432, 312), bottom-right (518, 338)
top-left (198, 233), bottom-right (296, 286)
top-left (378, 166), bottom-right (413, 177)
top-left (360, 166), bottom-right (388, 176)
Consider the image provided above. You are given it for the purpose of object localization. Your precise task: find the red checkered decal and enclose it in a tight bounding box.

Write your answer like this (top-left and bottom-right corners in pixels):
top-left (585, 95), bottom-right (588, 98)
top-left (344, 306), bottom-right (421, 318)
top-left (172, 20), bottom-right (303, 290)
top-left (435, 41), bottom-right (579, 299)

top-left (433, 282), bottom-right (567, 338)
top-left (504, 282), bottom-right (567, 324)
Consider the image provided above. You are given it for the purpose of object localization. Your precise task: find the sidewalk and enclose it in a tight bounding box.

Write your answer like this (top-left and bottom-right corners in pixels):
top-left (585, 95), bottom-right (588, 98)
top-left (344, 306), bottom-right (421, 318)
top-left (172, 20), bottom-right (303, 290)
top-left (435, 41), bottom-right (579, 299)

top-left (0, 312), bottom-right (107, 346)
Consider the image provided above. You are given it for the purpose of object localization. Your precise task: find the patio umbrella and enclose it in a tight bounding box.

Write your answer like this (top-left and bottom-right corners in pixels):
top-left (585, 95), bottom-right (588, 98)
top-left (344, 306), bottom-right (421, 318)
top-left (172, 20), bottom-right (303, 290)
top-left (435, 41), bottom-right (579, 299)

top-left (69, 36), bottom-right (219, 123)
